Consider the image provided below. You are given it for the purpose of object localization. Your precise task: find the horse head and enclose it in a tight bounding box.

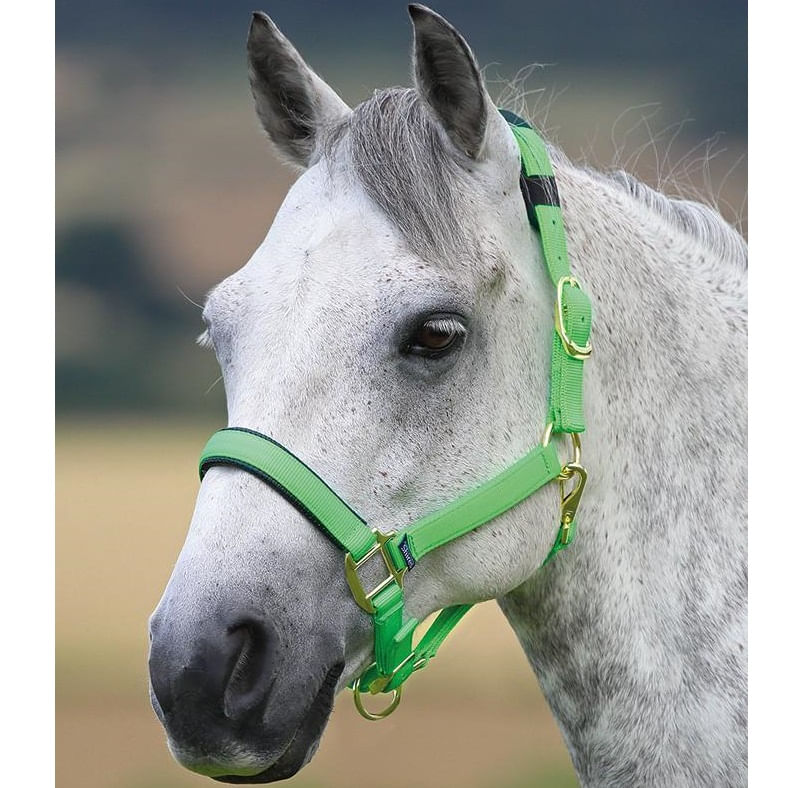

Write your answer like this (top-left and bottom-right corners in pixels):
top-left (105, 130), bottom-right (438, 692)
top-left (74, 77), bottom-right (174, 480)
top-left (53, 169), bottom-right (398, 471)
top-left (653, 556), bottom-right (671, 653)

top-left (149, 5), bottom-right (562, 782)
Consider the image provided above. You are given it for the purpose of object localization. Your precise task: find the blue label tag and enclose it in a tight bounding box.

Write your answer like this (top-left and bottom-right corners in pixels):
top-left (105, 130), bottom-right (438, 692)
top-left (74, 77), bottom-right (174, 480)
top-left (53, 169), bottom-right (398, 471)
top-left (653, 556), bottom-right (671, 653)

top-left (399, 537), bottom-right (416, 570)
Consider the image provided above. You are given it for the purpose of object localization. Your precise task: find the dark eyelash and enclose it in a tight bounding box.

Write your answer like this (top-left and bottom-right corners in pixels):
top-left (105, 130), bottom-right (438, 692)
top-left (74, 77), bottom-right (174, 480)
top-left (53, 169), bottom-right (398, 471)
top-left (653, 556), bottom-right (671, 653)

top-left (422, 317), bottom-right (467, 337)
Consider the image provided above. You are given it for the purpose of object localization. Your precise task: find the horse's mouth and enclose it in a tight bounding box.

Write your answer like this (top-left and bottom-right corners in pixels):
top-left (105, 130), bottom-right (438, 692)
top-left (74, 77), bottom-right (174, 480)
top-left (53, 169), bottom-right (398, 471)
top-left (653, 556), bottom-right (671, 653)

top-left (212, 662), bottom-right (344, 784)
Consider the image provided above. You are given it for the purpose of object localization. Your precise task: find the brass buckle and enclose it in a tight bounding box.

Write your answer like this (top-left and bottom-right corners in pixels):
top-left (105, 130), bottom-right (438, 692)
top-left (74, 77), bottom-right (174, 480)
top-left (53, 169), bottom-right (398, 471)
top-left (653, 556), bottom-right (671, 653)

top-left (554, 275), bottom-right (592, 359)
top-left (344, 530), bottom-right (406, 614)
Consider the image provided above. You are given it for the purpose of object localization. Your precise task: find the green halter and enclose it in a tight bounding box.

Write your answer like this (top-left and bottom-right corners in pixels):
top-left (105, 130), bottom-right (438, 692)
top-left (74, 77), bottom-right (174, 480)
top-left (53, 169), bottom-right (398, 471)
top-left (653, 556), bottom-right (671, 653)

top-left (198, 112), bottom-right (592, 720)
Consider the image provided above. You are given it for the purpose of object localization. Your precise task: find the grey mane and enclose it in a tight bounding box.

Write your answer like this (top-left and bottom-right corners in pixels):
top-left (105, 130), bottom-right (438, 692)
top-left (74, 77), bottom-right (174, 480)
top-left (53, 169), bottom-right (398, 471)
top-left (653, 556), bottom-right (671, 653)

top-left (588, 166), bottom-right (747, 270)
top-left (321, 87), bottom-right (746, 267)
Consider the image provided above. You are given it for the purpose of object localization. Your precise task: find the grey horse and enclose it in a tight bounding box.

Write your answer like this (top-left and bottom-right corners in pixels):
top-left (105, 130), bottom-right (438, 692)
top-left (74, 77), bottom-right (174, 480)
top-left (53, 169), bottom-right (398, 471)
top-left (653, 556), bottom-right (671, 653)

top-left (149, 6), bottom-right (747, 785)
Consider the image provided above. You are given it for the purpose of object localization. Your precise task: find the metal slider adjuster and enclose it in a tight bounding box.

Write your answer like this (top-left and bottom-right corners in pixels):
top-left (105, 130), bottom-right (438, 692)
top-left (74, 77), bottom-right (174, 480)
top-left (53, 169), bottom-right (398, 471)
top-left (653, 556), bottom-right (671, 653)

top-left (344, 529), bottom-right (406, 615)
top-left (554, 275), bottom-right (592, 359)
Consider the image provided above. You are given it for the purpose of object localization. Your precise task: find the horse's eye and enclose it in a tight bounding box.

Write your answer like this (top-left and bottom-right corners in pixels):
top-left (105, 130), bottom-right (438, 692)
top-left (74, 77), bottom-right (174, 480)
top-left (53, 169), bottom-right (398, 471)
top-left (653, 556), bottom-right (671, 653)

top-left (407, 315), bottom-right (467, 358)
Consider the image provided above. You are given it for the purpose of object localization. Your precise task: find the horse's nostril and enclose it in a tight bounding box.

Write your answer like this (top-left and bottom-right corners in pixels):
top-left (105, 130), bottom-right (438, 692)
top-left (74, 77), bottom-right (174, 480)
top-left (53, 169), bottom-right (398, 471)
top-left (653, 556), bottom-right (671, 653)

top-left (148, 611), bottom-right (281, 726)
top-left (222, 617), bottom-right (280, 721)
top-left (225, 622), bottom-right (264, 699)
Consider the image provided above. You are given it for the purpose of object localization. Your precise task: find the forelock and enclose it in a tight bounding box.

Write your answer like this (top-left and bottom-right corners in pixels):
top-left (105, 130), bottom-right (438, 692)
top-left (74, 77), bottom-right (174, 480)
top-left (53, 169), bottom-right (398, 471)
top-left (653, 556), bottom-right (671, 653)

top-left (321, 88), bottom-right (479, 261)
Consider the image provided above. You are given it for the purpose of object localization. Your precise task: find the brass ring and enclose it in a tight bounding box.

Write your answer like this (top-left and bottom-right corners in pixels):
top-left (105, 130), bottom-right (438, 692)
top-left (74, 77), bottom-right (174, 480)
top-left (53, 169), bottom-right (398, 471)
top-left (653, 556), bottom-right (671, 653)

top-left (352, 678), bottom-right (402, 720)
top-left (541, 423), bottom-right (582, 467)
top-left (541, 421), bottom-right (554, 447)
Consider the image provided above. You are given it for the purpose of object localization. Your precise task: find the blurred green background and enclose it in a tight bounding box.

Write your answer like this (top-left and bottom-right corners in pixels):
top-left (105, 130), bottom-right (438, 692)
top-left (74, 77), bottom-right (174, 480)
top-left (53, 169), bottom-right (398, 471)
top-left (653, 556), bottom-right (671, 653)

top-left (56, 2), bottom-right (746, 787)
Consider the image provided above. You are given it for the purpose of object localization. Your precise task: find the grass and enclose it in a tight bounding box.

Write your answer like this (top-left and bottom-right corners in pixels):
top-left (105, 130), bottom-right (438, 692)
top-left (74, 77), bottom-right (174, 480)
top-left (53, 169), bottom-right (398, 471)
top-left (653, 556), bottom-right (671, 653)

top-left (56, 419), bottom-right (577, 788)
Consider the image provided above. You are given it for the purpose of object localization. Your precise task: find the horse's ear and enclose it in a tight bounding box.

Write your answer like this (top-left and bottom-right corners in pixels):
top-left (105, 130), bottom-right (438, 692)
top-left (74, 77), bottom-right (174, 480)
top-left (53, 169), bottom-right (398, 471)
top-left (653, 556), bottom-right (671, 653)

top-left (247, 12), bottom-right (350, 169)
top-left (408, 4), bottom-right (489, 159)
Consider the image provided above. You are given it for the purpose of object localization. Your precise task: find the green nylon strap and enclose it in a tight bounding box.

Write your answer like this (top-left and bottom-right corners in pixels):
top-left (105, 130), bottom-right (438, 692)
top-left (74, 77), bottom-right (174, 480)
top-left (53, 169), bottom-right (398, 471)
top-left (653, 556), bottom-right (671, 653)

top-left (370, 583), bottom-right (411, 676)
top-left (199, 428), bottom-right (376, 561)
top-left (550, 281), bottom-right (592, 431)
top-left (413, 605), bottom-right (472, 664)
top-left (392, 442), bottom-right (561, 570)
top-left (358, 604), bottom-right (472, 693)
top-left (359, 443), bottom-right (561, 693)
top-left (507, 120), bottom-right (592, 434)
top-left (200, 430), bottom-right (562, 576)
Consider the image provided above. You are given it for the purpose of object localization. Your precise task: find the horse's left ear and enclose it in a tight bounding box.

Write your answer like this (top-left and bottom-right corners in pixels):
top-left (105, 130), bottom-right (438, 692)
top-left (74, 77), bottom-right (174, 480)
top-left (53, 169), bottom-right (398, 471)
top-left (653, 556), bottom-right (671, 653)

top-left (409, 4), bottom-right (498, 160)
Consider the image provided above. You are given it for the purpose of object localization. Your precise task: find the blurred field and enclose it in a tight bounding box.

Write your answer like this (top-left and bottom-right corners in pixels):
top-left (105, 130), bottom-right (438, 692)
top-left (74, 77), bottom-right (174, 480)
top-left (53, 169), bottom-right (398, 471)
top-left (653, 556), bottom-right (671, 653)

top-left (56, 421), bottom-right (578, 788)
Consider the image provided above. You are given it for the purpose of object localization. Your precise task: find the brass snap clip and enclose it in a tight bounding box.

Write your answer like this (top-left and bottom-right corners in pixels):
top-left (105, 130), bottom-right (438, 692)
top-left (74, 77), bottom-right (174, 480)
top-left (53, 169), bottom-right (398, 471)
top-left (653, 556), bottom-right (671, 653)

top-left (542, 424), bottom-right (587, 545)
top-left (558, 463), bottom-right (587, 545)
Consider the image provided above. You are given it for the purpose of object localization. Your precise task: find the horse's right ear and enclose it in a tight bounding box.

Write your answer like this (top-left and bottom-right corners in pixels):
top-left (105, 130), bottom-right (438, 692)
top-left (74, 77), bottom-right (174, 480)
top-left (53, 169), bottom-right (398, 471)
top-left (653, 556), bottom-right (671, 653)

top-left (409, 4), bottom-right (488, 159)
top-left (247, 12), bottom-right (350, 169)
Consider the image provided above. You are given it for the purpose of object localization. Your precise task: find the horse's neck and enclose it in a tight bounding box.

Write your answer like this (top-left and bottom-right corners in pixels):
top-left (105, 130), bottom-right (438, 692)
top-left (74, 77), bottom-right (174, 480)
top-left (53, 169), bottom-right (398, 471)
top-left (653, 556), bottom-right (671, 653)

top-left (501, 166), bottom-right (747, 787)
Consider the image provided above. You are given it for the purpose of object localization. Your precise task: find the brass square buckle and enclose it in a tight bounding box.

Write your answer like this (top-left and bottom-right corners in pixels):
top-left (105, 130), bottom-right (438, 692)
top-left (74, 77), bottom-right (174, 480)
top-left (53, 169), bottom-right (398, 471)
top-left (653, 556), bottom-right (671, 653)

top-left (554, 275), bottom-right (592, 359)
top-left (344, 530), bottom-right (406, 614)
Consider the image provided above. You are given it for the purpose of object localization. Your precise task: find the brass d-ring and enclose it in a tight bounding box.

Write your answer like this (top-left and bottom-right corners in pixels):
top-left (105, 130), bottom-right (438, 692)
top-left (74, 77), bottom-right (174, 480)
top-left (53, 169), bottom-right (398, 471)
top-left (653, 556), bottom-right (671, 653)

top-left (352, 678), bottom-right (402, 721)
top-left (541, 422), bottom-right (582, 468)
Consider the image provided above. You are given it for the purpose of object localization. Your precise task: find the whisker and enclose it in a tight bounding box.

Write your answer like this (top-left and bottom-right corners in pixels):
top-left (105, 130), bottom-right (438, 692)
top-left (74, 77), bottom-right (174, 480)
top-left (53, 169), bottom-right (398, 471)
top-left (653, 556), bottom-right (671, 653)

top-left (204, 374), bottom-right (224, 396)
top-left (176, 286), bottom-right (204, 311)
